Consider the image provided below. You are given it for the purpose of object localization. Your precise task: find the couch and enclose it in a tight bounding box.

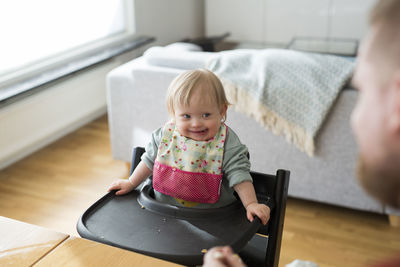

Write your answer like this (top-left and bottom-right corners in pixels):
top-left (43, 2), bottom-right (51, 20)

top-left (106, 42), bottom-right (400, 221)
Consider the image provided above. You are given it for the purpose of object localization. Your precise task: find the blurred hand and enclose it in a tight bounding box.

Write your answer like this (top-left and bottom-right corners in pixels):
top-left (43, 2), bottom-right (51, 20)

top-left (203, 246), bottom-right (246, 267)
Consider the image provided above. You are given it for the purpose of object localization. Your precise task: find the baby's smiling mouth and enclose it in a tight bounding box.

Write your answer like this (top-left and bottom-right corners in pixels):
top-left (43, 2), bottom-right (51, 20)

top-left (189, 129), bottom-right (208, 134)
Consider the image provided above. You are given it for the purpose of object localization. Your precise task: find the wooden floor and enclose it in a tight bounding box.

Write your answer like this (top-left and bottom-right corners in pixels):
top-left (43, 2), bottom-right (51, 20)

top-left (1, 115), bottom-right (399, 267)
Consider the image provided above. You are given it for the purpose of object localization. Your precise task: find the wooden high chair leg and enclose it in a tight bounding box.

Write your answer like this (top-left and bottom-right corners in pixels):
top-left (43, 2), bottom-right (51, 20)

top-left (389, 215), bottom-right (400, 227)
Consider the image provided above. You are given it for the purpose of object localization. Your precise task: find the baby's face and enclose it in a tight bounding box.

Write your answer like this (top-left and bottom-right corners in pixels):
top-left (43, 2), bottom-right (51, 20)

top-left (174, 89), bottom-right (226, 141)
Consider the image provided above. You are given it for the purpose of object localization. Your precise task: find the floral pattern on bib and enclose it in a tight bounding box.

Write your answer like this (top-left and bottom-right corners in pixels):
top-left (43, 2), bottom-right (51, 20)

top-left (157, 122), bottom-right (226, 175)
top-left (152, 122), bottom-right (227, 204)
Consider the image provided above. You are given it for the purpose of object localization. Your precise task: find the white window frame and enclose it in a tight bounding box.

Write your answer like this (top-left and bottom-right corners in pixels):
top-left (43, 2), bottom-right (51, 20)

top-left (0, 0), bottom-right (136, 92)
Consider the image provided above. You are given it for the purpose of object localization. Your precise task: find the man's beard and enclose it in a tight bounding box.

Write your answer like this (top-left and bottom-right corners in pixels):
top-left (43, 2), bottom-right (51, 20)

top-left (356, 156), bottom-right (400, 208)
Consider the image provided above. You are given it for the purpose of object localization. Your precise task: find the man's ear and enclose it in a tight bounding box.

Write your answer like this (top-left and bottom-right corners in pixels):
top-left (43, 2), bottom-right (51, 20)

top-left (388, 70), bottom-right (400, 135)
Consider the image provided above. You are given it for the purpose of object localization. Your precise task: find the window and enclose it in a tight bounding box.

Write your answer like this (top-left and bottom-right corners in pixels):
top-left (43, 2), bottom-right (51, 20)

top-left (0, 0), bottom-right (136, 101)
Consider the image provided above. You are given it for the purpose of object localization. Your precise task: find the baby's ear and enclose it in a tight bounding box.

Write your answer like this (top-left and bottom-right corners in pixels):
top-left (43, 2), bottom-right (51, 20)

top-left (168, 116), bottom-right (176, 123)
top-left (220, 104), bottom-right (228, 116)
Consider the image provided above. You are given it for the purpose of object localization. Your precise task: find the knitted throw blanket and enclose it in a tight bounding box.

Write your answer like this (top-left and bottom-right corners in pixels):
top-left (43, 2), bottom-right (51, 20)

top-left (206, 49), bottom-right (355, 156)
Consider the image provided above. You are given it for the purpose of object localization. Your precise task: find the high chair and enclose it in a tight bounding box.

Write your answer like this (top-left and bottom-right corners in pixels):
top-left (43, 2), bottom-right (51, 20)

top-left (77, 147), bottom-right (290, 267)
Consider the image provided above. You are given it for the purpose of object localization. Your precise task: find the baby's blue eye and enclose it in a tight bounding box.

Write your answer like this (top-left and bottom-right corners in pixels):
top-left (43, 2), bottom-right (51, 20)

top-left (183, 114), bottom-right (190, 119)
top-left (203, 113), bottom-right (211, 118)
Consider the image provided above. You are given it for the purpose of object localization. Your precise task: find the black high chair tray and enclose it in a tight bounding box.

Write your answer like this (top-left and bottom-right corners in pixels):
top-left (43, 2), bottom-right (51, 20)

top-left (77, 183), bottom-right (265, 266)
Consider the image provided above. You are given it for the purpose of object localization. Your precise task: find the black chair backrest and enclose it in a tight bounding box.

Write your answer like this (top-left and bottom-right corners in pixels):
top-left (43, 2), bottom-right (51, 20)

top-left (250, 170), bottom-right (289, 267)
top-left (129, 147), bottom-right (146, 176)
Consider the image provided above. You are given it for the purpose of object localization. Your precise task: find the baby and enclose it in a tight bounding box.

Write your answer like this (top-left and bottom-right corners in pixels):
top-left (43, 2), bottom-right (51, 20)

top-left (108, 69), bottom-right (270, 225)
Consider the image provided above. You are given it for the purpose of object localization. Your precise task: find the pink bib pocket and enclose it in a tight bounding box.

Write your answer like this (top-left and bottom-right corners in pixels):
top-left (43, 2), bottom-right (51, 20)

top-left (153, 161), bottom-right (223, 204)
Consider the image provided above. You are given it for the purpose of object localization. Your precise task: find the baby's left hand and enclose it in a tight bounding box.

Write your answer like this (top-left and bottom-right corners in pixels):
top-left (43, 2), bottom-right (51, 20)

top-left (245, 203), bottom-right (270, 225)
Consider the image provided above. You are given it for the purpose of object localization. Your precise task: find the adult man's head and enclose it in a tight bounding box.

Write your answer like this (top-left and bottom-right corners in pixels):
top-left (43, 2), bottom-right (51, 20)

top-left (351, 0), bottom-right (400, 208)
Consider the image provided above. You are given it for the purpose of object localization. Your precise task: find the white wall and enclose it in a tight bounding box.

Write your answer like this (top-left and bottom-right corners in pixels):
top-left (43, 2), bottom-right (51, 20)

top-left (206, 0), bottom-right (377, 45)
top-left (205, 0), bottom-right (264, 42)
top-left (0, 0), bottom-right (204, 169)
top-left (135, 0), bottom-right (205, 46)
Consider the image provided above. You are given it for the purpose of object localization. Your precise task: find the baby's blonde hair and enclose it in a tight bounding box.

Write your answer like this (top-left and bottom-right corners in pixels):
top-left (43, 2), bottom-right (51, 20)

top-left (166, 69), bottom-right (230, 118)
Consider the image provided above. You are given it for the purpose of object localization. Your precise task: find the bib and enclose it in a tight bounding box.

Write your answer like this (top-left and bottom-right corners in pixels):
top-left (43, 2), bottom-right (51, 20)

top-left (153, 122), bottom-right (227, 203)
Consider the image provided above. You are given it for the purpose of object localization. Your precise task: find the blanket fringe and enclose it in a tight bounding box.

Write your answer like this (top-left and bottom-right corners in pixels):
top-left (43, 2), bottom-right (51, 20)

top-left (222, 78), bottom-right (315, 157)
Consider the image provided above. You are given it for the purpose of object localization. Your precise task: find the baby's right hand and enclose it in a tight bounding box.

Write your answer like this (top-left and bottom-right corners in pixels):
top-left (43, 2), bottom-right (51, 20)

top-left (107, 179), bottom-right (135, 195)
